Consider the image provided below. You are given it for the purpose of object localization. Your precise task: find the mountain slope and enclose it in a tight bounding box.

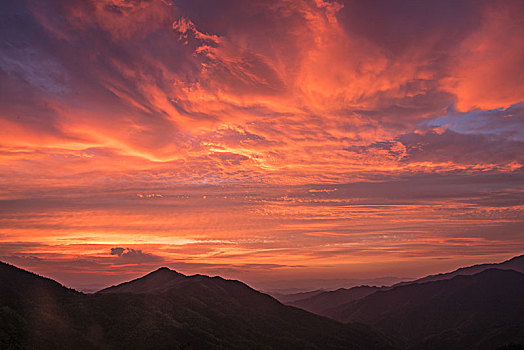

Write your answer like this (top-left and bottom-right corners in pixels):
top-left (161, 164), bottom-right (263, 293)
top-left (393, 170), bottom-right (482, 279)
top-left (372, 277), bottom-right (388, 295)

top-left (0, 262), bottom-right (396, 350)
top-left (327, 268), bottom-right (524, 348)
top-left (0, 262), bottom-right (90, 349)
top-left (0, 261), bottom-right (78, 302)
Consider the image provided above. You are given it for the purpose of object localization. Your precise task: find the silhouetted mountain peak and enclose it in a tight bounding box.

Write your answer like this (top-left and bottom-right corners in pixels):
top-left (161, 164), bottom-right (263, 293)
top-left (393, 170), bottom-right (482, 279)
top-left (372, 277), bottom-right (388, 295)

top-left (147, 266), bottom-right (183, 277)
top-left (154, 266), bottom-right (170, 272)
top-left (98, 267), bottom-right (186, 294)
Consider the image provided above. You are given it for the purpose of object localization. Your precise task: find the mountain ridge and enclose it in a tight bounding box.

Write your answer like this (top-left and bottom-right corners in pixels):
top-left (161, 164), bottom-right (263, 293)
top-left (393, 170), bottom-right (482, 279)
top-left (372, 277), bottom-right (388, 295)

top-left (399, 254), bottom-right (524, 286)
top-left (285, 254), bottom-right (524, 317)
top-left (289, 285), bottom-right (382, 316)
top-left (326, 268), bottom-right (524, 348)
top-left (0, 261), bottom-right (396, 350)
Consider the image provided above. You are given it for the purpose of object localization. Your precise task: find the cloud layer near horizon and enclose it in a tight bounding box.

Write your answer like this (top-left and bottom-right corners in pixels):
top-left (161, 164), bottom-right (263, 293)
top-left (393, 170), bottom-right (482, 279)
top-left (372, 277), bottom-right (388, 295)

top-left (0, 0), bottom-right (523, 290)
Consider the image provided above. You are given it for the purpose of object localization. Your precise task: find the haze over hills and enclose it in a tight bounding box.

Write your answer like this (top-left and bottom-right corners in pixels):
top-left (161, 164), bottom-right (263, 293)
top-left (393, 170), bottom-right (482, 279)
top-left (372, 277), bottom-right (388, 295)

top-left (0, 261), bottom-right (395, 350)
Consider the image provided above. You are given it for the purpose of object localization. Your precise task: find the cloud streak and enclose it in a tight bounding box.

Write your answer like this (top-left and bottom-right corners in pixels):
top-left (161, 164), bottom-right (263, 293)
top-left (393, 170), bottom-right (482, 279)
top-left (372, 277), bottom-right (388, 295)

top-left (0, 0), bottom-right (523, 290)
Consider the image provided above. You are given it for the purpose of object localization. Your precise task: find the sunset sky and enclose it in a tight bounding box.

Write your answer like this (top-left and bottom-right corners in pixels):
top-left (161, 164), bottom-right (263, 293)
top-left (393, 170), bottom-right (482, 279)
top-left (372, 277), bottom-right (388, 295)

top-left (1, 0), bottom-right (523, 291)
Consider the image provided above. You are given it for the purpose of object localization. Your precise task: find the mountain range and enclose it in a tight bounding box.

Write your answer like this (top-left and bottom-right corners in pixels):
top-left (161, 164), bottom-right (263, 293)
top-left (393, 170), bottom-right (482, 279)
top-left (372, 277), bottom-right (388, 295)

top-left (283, 255), bottom-right (524, 349)
top-left (1, 255), bottom-right (523, 349)
top-left (286, 255), bottom-right (524, 315)
top-left (0, 261), bottom-right (394, 350)
top-left (398, 254), bottom-right (524, 285)
top-left (328, 269), bottom-right (524, 349)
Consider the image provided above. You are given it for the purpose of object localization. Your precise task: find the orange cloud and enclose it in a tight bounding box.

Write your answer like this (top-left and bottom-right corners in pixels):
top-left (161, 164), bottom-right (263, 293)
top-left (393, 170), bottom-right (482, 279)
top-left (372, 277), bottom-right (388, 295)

top-left (442, 0), bottom-right (524, 110)
top-left (0, 0), bottom-right (523, 290)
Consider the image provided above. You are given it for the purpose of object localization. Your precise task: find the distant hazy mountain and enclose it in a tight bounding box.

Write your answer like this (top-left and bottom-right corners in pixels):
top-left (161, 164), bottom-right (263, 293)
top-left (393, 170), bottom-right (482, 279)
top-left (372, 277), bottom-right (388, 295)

top-left (400, 254), bottom-right (524, 285)
top-left (270, 289), bottom-right (325, 304)
top-left (288, 285), bottom-right (382, 316)
top-left (282, 255), bottom-right (524, 349)
top-left (258, 276), bottom-right (408, 293)
top-left (287, 254), bottom-right (524, 320)
top-left (0, 262), bottom-right (395, 350)
top-left (327, 268), bottom-right (524, 349)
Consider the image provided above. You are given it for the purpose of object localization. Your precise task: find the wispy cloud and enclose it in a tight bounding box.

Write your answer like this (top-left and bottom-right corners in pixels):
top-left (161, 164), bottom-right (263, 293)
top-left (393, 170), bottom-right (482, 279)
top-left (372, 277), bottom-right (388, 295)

top-left (0, 0), bottom-right (523, 289)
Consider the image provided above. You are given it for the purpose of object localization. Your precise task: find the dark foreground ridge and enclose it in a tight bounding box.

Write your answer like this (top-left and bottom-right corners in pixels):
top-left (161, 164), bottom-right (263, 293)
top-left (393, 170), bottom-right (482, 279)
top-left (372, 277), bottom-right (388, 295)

top-left (0, 262), bottom-right (395, 350)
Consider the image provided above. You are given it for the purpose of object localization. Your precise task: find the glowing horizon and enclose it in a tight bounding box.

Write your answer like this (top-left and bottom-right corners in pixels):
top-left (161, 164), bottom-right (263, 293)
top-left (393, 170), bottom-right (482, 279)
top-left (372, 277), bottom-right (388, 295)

top-left (1, 0), bottom-right (523, 291)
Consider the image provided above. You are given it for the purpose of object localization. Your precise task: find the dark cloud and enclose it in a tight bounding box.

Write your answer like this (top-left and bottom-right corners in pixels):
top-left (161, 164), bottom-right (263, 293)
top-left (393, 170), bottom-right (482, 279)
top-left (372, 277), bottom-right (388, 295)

top-left (345, 140), bottom-right (405, 159)
top-left (345, 123), bottom-right (524, 167)
top-left (337, 0), bottom-right (483, 56)
top-left (0, 255), bottom-right (42, 263)
top-left (110, 247), bottom-right (125, 256)
top-left (110, 247), bottom-right (163, 263)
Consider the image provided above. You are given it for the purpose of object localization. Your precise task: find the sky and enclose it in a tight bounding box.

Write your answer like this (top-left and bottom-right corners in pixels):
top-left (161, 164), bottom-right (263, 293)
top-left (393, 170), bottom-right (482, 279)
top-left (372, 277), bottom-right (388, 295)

top-left (0, 0), bottom-right (523, 292)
